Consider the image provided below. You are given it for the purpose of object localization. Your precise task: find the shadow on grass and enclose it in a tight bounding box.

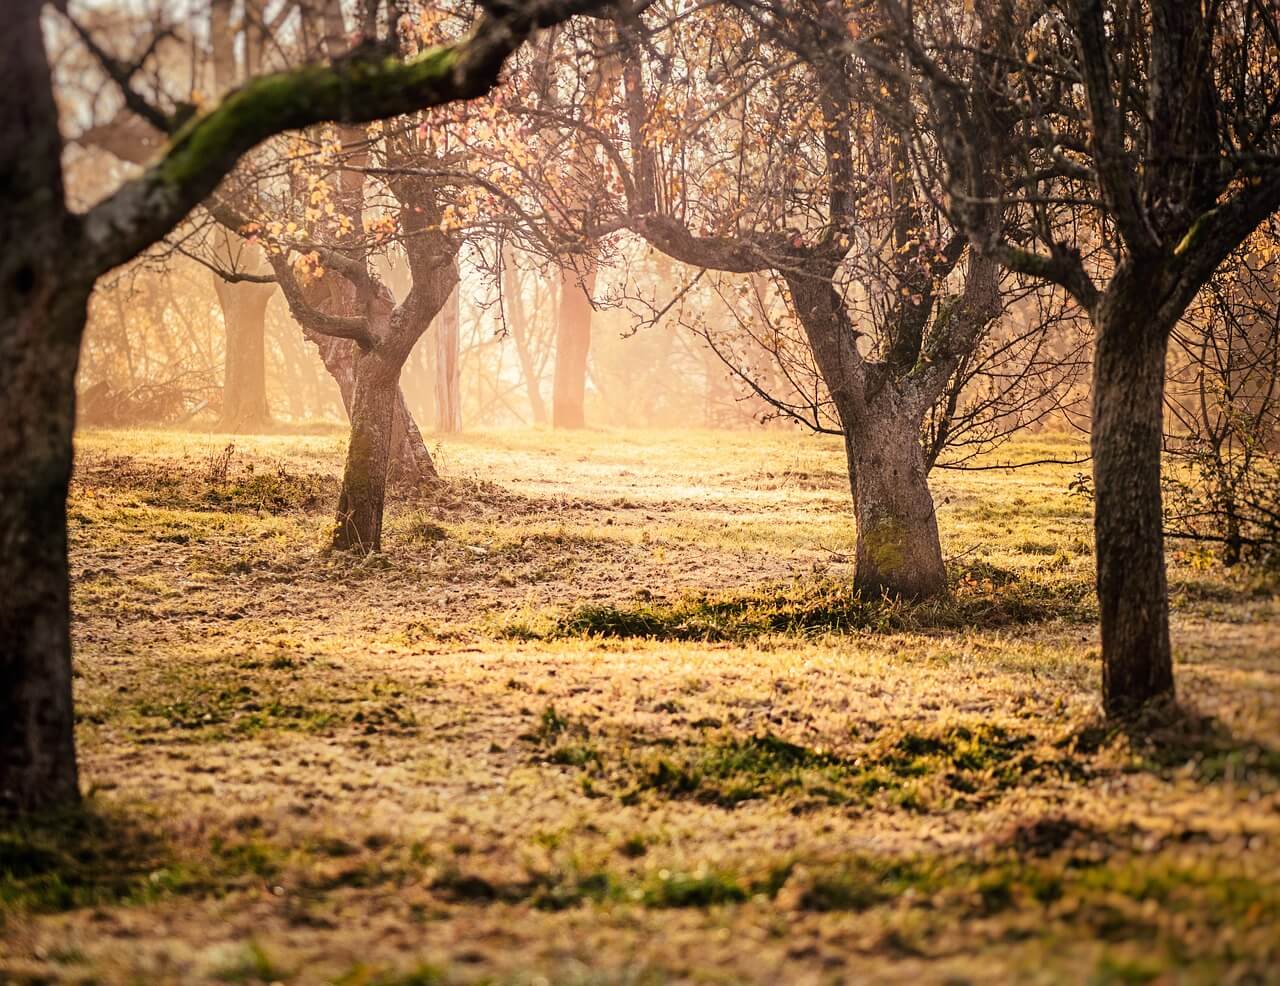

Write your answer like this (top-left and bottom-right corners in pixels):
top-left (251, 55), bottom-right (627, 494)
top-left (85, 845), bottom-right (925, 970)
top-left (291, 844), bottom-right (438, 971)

top-left (0, 801), bottom-right (189, 915)
top-left (1063, 699), bottom-right (1280, 784)
top-left (507, 562), bottom-right (1094, 643)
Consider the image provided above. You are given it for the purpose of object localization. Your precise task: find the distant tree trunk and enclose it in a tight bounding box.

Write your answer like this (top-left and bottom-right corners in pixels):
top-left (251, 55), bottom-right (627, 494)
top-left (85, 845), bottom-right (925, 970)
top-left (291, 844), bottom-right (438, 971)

top-left (1092, 280), bottom-right (1175, 715)
top-left (843, 402), bottom-right (948, 600)
top-left (333, 351), bottom-right (398, 551)
top-left (503, 247), bottom-right (548, 424)
top-left (435, 283), bottom-right (462, 433)
top-left (215, 278), bottom-right (274, 431)
top-left (553, 267), bottom-right (594, 428)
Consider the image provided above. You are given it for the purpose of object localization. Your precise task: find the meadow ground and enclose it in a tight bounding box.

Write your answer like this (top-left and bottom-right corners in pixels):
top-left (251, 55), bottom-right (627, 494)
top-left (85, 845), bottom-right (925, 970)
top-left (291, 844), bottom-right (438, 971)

top-left (2, 426), bottom-right (1278, 985)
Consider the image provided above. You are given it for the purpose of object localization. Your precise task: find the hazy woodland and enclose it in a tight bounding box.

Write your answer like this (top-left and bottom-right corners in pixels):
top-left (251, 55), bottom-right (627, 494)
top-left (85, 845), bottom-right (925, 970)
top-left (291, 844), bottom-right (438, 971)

top-left (2, 1), bottom-right (1279, 984)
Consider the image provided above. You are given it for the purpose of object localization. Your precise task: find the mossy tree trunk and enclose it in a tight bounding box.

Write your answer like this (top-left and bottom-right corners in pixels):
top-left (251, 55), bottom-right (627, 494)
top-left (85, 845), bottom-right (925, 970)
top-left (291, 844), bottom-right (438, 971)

top-left (841, 400), bottom-right (948, 600)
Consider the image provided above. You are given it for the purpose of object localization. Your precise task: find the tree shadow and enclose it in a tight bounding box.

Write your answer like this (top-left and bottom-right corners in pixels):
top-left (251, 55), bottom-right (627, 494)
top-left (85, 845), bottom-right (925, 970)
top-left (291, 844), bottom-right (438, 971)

top-left (0, 800), bottom-right (184, 914)
top-left (1064, 698), bottom-right (1280, 784)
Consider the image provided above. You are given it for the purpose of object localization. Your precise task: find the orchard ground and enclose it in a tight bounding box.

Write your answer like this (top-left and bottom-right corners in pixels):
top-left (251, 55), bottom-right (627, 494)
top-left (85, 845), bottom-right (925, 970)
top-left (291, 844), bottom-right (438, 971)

top-left (2, 426), bottom-right (1278, 985)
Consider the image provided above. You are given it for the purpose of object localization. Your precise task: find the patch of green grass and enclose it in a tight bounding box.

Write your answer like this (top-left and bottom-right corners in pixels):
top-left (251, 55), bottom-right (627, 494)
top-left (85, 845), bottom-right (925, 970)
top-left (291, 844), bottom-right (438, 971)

top-left (521, 704), bottom-right (575, 746)
top-left (637, 868), bottom-right (750, 907)
top-left (546, 744), bottom-right (602, 767)
top-left (525, 568), bottom-right (1091, 644)
top-left (332, 963), bottom-right (448, 986)
top-left (96, 664), bottom-right (418, 742)
top-left (1088, 954), bottom-right (1165, 985)
top-left (616, 723), bottom-right (1044, 810)
top-left (774, 857), bottom-right (938, 911)
top-left (137, 684), bottom-right (335, 735)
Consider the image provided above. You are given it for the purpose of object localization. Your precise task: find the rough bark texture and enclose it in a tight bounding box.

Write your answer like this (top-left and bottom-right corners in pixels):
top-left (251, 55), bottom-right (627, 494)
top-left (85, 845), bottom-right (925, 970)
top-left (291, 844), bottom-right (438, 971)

top-left (553, 269), bottom-right (595, 429)
top-left (215, 278), bottom-right (275, 431)
top-left (844, 404), bottom-right (948, 600)
top-left (1092, 285), bottom-right (1176, 714)
top-left (333, 353), bottom-right (398, 552)
top-left (307, 331), bottom-right (437, 481)
top-left (0, 0), bottom-right (83, 812)
top-left (783, 269), bottom-right (947, 599)
top-left (0, 287), bottom-right (89, 814)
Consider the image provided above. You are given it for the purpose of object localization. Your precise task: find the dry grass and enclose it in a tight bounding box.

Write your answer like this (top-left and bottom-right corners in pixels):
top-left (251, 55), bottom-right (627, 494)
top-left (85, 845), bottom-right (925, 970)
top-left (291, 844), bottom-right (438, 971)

top-left (1, 426), bottom-right (1277, 985)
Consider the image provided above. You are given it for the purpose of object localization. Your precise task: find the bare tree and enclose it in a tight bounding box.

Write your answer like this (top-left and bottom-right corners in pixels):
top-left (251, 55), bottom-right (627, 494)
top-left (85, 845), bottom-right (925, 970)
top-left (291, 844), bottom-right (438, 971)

top-left (520, 1), bottom-right (1078, 597)
top-left (0, 0), bottom-right (607, 815)
top-left (874, 0), bottom-right (1280, 713)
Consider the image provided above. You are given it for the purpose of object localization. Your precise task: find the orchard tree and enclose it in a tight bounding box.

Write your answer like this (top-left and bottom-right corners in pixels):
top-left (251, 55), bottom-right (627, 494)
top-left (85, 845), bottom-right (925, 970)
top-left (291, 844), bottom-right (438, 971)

top-left (74, 2), bottom-right (444, 470)
top-left (524, 1), bottom-right (1079, 598)
top-left (0, 0), bottom-right (607, 815)
top-left (874, 0), bottom-right (1280, 713)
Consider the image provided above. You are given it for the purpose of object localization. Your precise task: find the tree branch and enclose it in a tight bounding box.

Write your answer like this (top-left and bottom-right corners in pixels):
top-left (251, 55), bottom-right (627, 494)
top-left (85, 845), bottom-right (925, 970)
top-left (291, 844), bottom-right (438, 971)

top-left (78, 0), bottom-right (609, 281)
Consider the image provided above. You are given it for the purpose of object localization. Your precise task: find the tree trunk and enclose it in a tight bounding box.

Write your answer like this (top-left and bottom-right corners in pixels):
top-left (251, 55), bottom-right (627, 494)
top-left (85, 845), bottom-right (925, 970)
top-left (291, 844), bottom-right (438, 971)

top-left (1092, 291), bottom-right (1175, 715)
top-left (307, 331), bottom-right (437, 481)
top-left (503, 249), bottom-right (548, 425)
top-left (553, 268), bottom-right (594, 428)
top-left (843, 407), bottom-right (948, 600)
top-left (215, 278), bottom-right (274, 432)
top-left (0, 288), bottom-right (87, 813)
top-left (435, 283), bottom-right (462, 433)
top-left (333, 353), bottom-right (399, 552)
top-left (0, 0), bottom-right (83, 814)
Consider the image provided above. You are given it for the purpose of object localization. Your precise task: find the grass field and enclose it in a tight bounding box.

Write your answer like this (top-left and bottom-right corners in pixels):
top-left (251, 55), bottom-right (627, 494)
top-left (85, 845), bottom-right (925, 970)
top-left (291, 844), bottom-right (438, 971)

top-left (2, 426), bottom-right (1278, 985)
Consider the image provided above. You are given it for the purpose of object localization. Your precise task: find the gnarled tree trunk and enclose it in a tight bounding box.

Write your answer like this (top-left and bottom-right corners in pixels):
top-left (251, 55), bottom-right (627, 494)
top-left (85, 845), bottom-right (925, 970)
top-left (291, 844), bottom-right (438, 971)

top-left (843, 403), bottom-right (948, 600)
top-left (333, 351), bottom-right (399, 552)
top-left (305, 327), bottom-right (437, 482)
top-left (1092, 286), bottom-right (1175, 714)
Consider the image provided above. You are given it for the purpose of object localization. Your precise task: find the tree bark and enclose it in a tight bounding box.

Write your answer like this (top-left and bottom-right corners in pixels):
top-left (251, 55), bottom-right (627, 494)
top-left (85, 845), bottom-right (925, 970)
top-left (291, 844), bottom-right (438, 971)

top-left (840, 400), bottom-right (949, 600)
top-left (305, 329), bottom-right (437, 481)
top-left (553, 267), bottom-right (594, 428)
top-left (333, 352), bottom-right (399, 552)
top-left (0, 287), bottom-right (89, 814)
top-left (0, 0), bottom-right (83, 814)
top-left (215, 278), bottom-right (274, 431)
top-left (1092, 287), bottom-right (1176, 715)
